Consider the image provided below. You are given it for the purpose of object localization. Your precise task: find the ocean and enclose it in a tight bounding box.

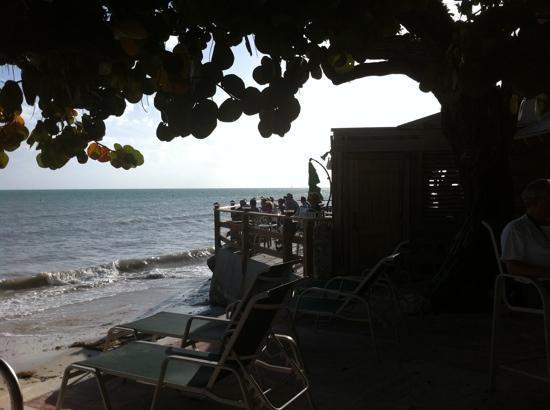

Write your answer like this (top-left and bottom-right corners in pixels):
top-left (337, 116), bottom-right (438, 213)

top-left (0, 188), bottom-right (316, 368)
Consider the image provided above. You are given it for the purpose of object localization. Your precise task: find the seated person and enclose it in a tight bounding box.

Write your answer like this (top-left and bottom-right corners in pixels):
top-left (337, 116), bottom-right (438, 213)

top-left (296, 196), bottom-right (310, 217)
top-left (277, 198), bottom-right (286, 214)
top-left (307, 191), bottom-right (323, 214)
top-left (249, 198), bottom-right (259, 213)
top-left (501, 178), bottom-right (550, 277)
top-left (284, 193), bottom-right (299, 214)
top-left (232, 199), bottom-right (247, 221)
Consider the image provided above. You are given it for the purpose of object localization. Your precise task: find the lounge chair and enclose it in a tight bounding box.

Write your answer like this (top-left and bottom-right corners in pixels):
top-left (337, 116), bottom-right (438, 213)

top-left (105, 260), bottom-right (298, 350)
top-left (300, 240), bottom-right (408, 293)
top-left (56, 279), bottom-right (315, 410)
top-left (290, 252), bottom-right (401, 355)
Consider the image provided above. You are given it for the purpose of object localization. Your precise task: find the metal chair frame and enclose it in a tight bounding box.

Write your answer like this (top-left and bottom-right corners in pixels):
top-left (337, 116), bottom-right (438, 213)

top-left (483, 220), bottom-right (550, 389)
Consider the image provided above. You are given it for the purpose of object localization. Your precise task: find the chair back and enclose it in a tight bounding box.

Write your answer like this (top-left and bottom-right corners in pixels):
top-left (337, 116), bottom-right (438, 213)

top-left (355, 252), bottom-right (401, 296)
top-left (393, 240), bottom-right (410, 253)
top-left (221, 279), bottom-right (300, 361)
top-left (229, 260), bottom-right (298, 321)
top-left (481, 220), bottom-right (506, 276)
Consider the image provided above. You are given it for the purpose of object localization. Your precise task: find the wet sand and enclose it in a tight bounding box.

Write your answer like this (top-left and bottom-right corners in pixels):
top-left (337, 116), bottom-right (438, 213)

top-left (1, 284), bottom-right (209, 372)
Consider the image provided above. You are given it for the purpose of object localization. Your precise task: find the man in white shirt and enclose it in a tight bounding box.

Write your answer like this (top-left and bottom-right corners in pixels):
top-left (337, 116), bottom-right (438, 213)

top-left (501, 178), bottom-right (550, 277)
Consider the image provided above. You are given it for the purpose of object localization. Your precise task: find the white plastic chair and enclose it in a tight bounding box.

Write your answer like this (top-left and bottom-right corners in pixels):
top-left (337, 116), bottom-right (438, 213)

top-left (482, 220), bottom-right (550, 389)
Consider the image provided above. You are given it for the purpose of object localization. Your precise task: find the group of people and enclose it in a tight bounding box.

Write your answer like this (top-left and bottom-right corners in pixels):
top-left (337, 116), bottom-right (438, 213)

top-left (229, 192), bottom-right (324, 219)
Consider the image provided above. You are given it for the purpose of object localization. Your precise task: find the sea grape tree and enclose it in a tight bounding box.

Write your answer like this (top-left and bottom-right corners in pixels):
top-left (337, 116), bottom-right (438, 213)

top-left (1, 1), bottom-right (549, 177)
top-left (2, 1), bottom-right (550, 295)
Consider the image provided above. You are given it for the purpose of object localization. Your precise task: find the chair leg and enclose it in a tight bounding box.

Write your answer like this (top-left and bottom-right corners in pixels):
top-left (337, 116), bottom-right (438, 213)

top-left (93, 371), bottom-right (113, 410)
top-left (386, 279), bottom-right (403, 345)
top-left (305, 388), bottom-right (317, 410)
top-left (236, 374), bottom-right (254, 410)
top-left (541, 295), bottom-right (550, 390)
top-left (363, 300), bottom-right (377, 358)
top-left (56, 366), bottom-right (74, 410)
top-left (489, 275), bottom-right (505, 391)
top-left (56, 366), bottom-right (113, 410)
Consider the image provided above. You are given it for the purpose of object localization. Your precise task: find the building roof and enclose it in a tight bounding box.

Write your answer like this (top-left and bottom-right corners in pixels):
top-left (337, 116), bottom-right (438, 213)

top-left (332, 98), bottom-right (550, 142)
top-left (397, 113), bottom-right (441, 129)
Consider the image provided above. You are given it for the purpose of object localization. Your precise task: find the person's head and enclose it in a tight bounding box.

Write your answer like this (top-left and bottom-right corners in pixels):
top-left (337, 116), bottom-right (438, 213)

top-left (522, 179), bottom-right (550, 223)
top-left (278, 198), bottom-right (285, 206)
top-left (250, 198), bottom-right (257, 208)
top-left (308, 191), bottom-right (321, 205)
top-left (264, 201), bottom-right (273, 213)
top-left (239, 199), bottom-right (246, 207)
top-left (300, 196), bottom-right (307, 204)
top-left (230, 200), bottom-right (235, 206)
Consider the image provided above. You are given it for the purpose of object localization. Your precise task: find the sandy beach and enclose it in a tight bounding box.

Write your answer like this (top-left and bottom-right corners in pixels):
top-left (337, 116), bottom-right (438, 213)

top-left (1, 280), bottom-right (211, 371)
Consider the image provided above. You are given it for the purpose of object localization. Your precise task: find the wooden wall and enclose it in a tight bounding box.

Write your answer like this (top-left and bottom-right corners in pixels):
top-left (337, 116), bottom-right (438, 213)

top-left (331, 119), bottom-right (550, 276)
top-left (331, 127), bottom-right (463, 275)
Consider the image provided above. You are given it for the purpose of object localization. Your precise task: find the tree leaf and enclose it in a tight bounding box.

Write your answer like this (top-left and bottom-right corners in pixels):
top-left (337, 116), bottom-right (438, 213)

top-left (218, 98), bottom-right (243, 122)
top-left (220, 74), bottom-right (245, 98)
top-left (0, 150), bottom-right (8, 169)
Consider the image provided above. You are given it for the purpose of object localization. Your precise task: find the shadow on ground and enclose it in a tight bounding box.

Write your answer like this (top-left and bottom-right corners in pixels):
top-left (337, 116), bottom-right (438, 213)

top-left (28, 312), bottom-right (550, 409)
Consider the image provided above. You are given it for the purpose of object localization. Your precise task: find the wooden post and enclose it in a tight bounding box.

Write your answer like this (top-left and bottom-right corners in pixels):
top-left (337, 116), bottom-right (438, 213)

top-left (241, 210), bottom-right (250, 278)
top-left (282, 215), bottom-right (293, 262)
top-left (213, 203), bottom-right (221, 252)
top-left (303, 218), bottom-right (314, 277)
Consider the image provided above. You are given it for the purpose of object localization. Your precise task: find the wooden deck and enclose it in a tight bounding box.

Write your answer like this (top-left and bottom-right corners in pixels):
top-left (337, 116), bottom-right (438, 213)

top-left (214, 205), bottom-right (329, 277)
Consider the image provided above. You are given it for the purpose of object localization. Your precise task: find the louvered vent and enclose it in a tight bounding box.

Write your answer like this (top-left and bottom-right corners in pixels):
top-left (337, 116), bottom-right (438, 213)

top-left (423, 152), bottom-right (464, 221)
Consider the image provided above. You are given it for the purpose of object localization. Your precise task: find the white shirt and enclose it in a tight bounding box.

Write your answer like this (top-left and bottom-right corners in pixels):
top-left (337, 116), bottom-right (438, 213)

top-left (501, 214), bottom-right (550, 267)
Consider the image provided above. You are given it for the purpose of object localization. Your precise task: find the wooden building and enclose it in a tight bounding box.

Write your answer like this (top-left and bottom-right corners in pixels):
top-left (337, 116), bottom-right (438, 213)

top-left (331, 107), bottom-right (550, 276)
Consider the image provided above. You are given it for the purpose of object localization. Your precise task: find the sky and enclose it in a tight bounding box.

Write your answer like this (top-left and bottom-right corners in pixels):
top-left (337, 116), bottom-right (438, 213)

top-left (0, 41), bottom-right (441, 190)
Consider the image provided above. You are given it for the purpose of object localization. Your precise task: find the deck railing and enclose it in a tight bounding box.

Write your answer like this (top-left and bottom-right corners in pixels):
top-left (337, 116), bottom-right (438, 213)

top-left (214, 205), bottom-right (327, 277)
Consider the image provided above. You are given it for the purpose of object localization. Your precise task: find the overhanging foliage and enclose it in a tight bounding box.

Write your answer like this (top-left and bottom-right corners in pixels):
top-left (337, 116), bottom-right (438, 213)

top-left (0, 0), bottom-right (549, 170)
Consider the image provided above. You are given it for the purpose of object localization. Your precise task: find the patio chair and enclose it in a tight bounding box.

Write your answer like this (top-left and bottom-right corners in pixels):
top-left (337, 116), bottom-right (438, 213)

top-left (290, 252), bottom-right (401, 355)
top-left (56, 279), bottom-right (315, 410)
top-left (105, 260), bottom-right (298, 350)
top-left (300, 240), bottom-right (408, 293)
top-left (482, 220), bottom-right (550, 389)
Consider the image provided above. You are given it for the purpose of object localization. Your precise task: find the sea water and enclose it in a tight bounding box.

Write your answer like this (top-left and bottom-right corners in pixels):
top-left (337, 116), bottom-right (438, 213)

top-left (0, 188), bottom-right (314, 365)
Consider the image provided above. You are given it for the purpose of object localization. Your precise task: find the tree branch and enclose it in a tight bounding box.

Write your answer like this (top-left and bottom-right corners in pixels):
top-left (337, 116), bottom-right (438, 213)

top-left (358, 35), bottom-right (434, 63)
top-left (321, 59), bottom-right (409, 85)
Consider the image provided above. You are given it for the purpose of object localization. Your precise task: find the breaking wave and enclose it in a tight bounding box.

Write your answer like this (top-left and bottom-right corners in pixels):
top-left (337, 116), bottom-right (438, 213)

top-left (0, 247), bottom-right (214, 292)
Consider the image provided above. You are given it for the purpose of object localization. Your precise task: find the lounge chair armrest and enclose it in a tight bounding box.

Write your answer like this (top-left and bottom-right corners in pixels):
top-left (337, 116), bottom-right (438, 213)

top-left (294, 288), bottom-right (368, 315)
top-left (225, 301), bottom-right (240, 318)
top-left (296, 286), bottom-right (348, 299)
top-left (325, 276), bottom-right (362, 290)
top-left (182, 315), bottom-right (230, 341)
top-left (294, 287), bottom-right (357, 309)
top-left (504, 273), bottom-right (550, 287)
top-left (500, 273), bottom-right (550, 309)
top-left (272, 334), bottom-right (301, 366)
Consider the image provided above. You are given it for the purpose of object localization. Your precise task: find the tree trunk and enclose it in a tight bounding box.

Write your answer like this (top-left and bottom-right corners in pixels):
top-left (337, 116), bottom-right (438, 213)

top-left (430, 85), bottom-right (517, 311)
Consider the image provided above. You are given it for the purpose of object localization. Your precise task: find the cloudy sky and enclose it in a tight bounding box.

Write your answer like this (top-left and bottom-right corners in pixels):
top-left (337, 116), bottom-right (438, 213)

top-left (0, 43), bottom-right (440, 190)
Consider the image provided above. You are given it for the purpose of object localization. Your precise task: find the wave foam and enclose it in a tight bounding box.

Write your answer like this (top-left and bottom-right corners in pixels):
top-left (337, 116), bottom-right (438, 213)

top-left (0, 247), bottom-right (213, 292)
